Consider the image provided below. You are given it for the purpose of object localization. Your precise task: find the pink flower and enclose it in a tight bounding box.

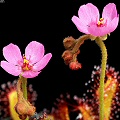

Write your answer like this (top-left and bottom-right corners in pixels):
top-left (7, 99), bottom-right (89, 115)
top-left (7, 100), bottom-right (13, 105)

top-left (72, 3), bottom-right (119, 36)
top-left (1, 41), bottom-right (52, 78)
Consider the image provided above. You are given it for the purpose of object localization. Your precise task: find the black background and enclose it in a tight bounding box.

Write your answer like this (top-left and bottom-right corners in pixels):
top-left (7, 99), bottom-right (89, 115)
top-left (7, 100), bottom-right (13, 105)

top-left (0, 0), bottom-right (120, 115)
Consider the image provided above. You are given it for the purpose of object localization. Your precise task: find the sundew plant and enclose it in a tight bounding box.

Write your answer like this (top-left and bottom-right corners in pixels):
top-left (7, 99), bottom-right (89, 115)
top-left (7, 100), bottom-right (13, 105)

top-left (62, 2), bottom-right (119, 120)
top-left (0, 2), bottom-right (120, 120)
top-left (0, 41), bottom-right (52, 120)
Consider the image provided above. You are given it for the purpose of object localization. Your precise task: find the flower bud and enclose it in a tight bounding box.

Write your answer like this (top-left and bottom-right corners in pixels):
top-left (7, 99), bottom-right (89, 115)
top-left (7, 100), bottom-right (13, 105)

top-left (62, 50), bottom-right (73, 65)
top-left (69, 61), bottom-right (82, 70)
top-left (63, 36), bottom-right (76, 49)
top-left (15, 100), bottom-right (36, 120)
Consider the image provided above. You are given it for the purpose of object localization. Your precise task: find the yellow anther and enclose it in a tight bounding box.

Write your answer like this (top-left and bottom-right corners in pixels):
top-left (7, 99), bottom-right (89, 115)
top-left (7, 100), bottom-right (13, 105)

top-left (100, 18), bottom-right (104, 21)
top-left (97, 18), bottom-right (104, 27)
top-left (22, 55), bottom-right (32, 71)
top-left (97, 21), bottom-right (101, 25)
top-left (23, 55), bottom-right (29, 64)
top-left (23, 59), bottom-right (29, 64)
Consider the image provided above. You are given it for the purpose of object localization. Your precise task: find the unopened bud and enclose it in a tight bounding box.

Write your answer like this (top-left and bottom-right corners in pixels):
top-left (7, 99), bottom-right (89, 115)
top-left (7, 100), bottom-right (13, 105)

top-left (15, 101), bottom-right (36, 117)
top-left (69, 61), bottom-right (82, 70)
top-left (62, 50), bottom-right (73, 65)
top-left (63, 36), bottom-right (76, 49)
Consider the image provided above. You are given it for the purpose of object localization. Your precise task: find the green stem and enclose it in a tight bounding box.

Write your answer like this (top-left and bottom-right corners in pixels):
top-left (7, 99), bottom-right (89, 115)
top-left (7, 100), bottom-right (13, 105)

top-left (21, 76), bottom-right (28, 120)
top-left (95, 37), bottom-right (107, 120)
top-left (21, 76), bottom-right (27, 100)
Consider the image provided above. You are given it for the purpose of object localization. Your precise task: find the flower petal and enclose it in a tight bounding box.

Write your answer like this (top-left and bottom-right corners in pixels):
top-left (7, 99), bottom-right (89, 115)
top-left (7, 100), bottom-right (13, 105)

top-left (1, 61), bottom-right (21, 76)
top-left (71, 16), bottom-right (90, 34)
top-left (3, 43), bottom-right (22, 65)
top-left (102, 3), bottom-right (118, 21)
top-left (78, 3), bottom-right (99, 24)
top-left (88, 23), bottom-right (110, 36)
top-left (22, 71), bottom-right (41, 78)
top-left (33, 53), bottom-right (52, 71)
top-left (107, 16), bottom-right (119, 33)
top-left (25, 41), bottom-right (45, 64)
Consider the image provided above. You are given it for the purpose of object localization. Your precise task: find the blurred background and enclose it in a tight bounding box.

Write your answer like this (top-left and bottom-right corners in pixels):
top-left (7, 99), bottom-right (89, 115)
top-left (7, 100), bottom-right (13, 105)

top-left (0, 0), bottom-right (120, 116)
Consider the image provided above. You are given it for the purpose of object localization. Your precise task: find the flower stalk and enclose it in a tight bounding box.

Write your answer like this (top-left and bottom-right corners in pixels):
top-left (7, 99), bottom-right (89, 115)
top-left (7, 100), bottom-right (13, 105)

top-left (15, 76), bottom-right (36, 120)
top-left (21, 76), bottom-right (29, 120)
top-left (62, 35), bottom-right (108, 120)
top-left (21, 76), bottom-right (27, 100)
top-left (95, 37), bottom-right (107, 120)
top-left (70, 2), bottom-right (119, 120)
top-left (71, 34), bottom-right (90, 54)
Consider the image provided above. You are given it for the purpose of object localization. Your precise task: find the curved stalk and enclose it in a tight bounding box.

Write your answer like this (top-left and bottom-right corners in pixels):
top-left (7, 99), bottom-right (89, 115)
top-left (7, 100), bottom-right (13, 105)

top-left (72, 34), bottom-right (90, 53)
top-left (95, 37), bottom-right (107, 120)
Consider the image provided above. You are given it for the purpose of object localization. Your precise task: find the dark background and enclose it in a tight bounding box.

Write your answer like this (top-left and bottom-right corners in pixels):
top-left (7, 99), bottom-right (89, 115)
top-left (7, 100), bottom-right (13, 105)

top-left (0, 0), bottom-right (120, 115)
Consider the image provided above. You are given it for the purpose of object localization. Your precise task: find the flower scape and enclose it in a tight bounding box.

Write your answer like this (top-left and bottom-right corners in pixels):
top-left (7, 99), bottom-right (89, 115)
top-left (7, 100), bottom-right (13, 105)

top-left (0, 41), bottom-right (52, 120)
top-left (61, 2), bottom-right (119, 120)
top-left (0, 2), bottom-right (119, 120)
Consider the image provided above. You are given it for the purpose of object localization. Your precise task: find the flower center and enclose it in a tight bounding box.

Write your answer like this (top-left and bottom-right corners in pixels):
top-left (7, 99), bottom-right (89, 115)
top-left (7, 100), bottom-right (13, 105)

top-left (22, 55), bottom-right (32, 71)
top-left (97, 18), bottom-right (104, 27)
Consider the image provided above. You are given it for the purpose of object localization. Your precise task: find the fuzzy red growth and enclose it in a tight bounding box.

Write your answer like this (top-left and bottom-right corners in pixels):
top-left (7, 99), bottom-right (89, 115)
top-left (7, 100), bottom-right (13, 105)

top-left (49, 65), bottom-right (120, 120)
top-left (53, 102), bottom-right (70, 120)
top-left (49, 94), bottom-right (70, 120)
top-left (77, 104), bottom-right (94, 120)
top-left (73, 96), bottom-right (98, 120)
top-left (90, 65), bottom-right (120, 119)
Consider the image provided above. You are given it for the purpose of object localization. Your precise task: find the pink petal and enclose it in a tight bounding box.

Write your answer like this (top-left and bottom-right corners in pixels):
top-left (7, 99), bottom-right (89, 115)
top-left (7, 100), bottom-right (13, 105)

top-left (3, 43), bottom-right (22, 65)
top-left (107, 16), bottom-right (119, 33)
top-left (1, 61), bottom-right (21, 76)
top-left (88, 23), bottom-right (110, 36)
top-left (78, 3), bottom-right (99, 24)
top-left (71, 16), bottom-right (90, 34)
top-left (22, 71), bottom-right (40, 78)
top-left (25, 41), bottom-right (44, 64)
top-left (102, 3), bottom-right (118, 21)
top-left (33, 53), bottom-right (52, 71)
